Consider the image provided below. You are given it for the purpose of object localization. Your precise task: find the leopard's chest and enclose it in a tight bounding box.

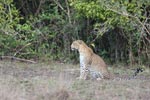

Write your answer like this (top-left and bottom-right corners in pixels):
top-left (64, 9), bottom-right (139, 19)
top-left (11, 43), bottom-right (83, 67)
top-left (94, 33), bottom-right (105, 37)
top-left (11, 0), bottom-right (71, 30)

top-left (79, 54), bottom-right (91, 67)
top-left (79, 55), bottom-right (84, 65)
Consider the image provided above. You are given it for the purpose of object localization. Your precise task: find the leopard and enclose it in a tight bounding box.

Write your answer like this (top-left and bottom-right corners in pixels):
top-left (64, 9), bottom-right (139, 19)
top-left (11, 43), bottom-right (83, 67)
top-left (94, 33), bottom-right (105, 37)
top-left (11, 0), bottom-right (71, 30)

top-left (71, 40), bottom-right (110, 80)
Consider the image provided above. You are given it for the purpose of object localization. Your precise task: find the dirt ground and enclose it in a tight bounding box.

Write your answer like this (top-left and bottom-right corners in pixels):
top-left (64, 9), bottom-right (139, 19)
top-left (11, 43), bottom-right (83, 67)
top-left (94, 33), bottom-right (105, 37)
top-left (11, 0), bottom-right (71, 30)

top-left (0, 60), bottom-right (150, 100)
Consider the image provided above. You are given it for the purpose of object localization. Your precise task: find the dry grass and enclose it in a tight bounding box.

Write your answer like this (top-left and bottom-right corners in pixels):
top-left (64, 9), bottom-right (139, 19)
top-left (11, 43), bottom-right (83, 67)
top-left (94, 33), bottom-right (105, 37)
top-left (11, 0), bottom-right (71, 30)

top-left (0, 60), bottom-right (150, 100)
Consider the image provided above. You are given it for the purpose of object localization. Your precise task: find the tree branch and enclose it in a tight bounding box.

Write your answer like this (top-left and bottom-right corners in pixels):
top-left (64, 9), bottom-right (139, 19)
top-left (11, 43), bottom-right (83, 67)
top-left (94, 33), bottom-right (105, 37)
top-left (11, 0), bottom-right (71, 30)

top-left (65, 0), bottom-right (72, 24)
top-left (105, 6), bottom-right (150, 35)
top-left (13, 43), bottom-right (32, 57)
top-left (53, 0), bottom-right (72, 23)
top-left (35, 0), bottom-right (45, 16)
top-left (0, 56), bottom-right (36, 63)
top-left (53, 0), bottom-right (67, 14)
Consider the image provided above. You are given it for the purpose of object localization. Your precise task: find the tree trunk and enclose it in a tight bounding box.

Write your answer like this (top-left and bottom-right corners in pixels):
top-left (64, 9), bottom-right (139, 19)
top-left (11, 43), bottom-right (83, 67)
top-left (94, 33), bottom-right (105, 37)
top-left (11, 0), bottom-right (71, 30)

top-left (129, 34), bottom-right (134, 66)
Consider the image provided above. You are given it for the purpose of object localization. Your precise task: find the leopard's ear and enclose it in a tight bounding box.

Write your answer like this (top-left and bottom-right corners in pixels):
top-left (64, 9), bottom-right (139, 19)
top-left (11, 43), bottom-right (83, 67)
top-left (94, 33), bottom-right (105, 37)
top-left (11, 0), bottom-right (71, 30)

top-left (78, 40), bottom-right (83, 44)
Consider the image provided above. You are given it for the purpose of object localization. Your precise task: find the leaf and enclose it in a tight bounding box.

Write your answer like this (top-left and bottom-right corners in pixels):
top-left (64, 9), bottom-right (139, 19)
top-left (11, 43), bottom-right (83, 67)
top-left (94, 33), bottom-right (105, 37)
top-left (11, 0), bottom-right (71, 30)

top-left (90, 43), bottom-right (95, 49)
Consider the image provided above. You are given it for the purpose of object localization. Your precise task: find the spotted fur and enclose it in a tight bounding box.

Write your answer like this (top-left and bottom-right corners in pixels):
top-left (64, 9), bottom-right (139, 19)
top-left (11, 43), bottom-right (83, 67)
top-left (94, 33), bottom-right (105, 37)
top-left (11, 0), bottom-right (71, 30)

top-left (71, 40), bottom-right (110, 80)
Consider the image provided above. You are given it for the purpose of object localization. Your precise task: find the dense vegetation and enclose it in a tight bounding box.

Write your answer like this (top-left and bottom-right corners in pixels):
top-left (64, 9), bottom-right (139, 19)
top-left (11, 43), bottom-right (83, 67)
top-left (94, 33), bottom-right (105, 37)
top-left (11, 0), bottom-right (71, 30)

top-left (0, 0), bottom-right (149, 66)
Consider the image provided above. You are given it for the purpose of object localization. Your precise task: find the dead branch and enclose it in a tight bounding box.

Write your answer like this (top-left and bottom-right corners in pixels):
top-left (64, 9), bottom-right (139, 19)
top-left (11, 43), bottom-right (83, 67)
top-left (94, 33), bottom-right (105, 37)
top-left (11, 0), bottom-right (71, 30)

top-left (0, 56), bottom-right (37, 64)
top-left (13, 43), bottom-right (31, 56)
top-left (13, 43), bottom-right (32, 57)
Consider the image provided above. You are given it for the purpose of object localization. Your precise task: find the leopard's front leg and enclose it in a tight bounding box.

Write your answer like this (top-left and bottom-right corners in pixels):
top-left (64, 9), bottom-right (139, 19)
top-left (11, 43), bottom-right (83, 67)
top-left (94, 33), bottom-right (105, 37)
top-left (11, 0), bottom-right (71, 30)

top-left (77, 64), bottom-right (89, 80)
top-left (77, 55), bottom-right (90, 80)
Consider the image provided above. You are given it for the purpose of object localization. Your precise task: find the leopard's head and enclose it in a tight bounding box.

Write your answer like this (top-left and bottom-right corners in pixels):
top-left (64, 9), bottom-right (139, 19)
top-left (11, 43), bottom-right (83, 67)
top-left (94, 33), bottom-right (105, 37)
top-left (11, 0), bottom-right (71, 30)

top-left (71, 40), bottom-right (84, 51)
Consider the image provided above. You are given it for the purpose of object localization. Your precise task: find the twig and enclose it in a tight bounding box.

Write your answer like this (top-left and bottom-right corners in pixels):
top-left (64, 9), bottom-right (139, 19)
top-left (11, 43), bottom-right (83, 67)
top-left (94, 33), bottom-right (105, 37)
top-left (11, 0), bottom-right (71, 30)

top-left (53, 0), bottom-right (67, 14)
top-left (0, 56), bottom-right (37, 63)
top-left (65, 0), bottom-right (72, 24)
top-left (13, 43), bottom-right (31, 57)
top-left (35, 0), bottom-right (45, 16)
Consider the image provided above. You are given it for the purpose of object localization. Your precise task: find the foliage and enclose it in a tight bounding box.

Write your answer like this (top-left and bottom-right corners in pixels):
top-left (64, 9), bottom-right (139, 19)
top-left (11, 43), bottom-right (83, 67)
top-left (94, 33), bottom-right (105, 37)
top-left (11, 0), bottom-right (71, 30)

top-left (70, 0), bottom-right (150, 65)
top-left (0, 0), bottom-right (23, 56)
top-left (0, 0), bottom-right (149, 66)
top-left (0, 0), bottom-right (83, 62)
top-left (0, 0), bottom-right (21, 33)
